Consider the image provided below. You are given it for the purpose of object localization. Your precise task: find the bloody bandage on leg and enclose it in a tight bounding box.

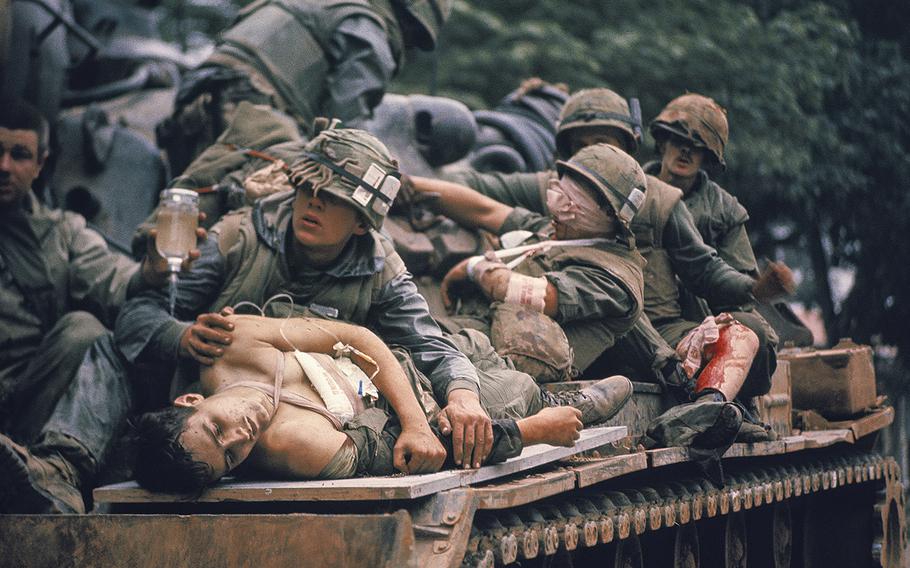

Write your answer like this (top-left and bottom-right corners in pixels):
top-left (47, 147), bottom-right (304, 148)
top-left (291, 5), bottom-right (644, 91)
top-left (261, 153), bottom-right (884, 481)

top-left (693, 322), bottom-right (759, 399)
top-left (503, 273), bottom-right (548, 312)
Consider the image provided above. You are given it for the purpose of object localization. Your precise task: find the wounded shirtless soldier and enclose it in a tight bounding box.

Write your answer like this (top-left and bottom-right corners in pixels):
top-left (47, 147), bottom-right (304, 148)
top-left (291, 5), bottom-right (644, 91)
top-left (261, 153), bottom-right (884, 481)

top-left (132, 314), bottom-right (632, 493)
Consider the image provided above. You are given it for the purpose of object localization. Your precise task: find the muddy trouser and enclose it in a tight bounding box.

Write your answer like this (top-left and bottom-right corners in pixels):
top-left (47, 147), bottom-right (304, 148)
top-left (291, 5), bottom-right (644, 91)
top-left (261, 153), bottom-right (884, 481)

top-left (1, 311), bottom-right (106, 443)
top-left (342, 329), bottom-right (543, 477)
top-left (581, 316), bottom-right (678, 383)
top-left (344, 408), bottom-right (524, 476)
top-left (35, 332), bottom-right (171, 484)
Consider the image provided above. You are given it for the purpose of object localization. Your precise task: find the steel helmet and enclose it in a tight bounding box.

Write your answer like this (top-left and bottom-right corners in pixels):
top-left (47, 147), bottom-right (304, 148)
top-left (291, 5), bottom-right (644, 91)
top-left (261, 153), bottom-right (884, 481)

top-left (555, 88), bottom-right (642, 158)
top-left (649, 93), bottom-right (729, 168)
top-left (393, 0), bottom-right (451, 50)
top-left (555, 143), bottom-right (647, 239)
top-left (287, 126), bottom-right (401, 230)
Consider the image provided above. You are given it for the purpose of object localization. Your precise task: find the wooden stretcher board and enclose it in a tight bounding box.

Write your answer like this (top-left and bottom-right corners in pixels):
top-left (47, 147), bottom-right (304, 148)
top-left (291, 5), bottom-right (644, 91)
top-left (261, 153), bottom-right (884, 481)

top-left (95, 426), bottom-right (627, 504)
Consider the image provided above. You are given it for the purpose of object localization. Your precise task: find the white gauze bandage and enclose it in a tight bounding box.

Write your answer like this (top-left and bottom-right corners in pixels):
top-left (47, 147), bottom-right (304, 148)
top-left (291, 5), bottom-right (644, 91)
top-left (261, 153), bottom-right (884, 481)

top-left (546, 175), bottom-right (615, 237)
top-left (504, 272), bottom-right (548, 312)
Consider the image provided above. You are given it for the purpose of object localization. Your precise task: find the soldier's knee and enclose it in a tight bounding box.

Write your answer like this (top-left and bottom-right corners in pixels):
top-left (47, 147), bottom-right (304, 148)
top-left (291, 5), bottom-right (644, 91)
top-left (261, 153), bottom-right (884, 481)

top-left (52, 311), bottom-right (106, 351)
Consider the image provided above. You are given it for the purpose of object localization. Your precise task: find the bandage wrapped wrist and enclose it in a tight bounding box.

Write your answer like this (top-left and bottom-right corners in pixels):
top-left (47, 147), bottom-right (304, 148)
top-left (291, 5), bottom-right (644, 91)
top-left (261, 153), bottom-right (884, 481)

top-left (466, 253), bottom-right (507, 283)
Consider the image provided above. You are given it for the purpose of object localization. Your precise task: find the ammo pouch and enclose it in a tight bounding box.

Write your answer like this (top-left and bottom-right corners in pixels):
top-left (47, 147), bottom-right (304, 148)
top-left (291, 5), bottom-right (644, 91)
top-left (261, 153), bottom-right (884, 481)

top-left (490, 302), bottom-right (576, 383)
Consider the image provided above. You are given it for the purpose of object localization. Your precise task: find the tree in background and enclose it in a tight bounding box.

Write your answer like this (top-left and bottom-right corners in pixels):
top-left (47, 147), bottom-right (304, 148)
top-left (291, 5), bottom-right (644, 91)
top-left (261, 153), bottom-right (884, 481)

top-left (394, 0), bottom-right (910, 380)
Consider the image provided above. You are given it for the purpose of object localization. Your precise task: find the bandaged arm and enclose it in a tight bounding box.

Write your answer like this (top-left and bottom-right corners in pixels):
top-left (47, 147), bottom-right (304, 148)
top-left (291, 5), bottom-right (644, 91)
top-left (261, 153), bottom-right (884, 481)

top-left (467, 256), bottom-right (559, 318)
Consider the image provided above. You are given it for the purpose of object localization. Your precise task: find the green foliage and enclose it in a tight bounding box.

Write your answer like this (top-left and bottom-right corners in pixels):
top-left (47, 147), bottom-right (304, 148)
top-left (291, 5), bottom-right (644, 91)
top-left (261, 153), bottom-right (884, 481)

top-left (394, 0), bottom-right (910, 371)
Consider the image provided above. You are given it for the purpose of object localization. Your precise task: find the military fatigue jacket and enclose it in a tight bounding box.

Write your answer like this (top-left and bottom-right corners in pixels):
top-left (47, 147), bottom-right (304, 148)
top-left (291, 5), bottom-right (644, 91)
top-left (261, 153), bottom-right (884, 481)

top-left (451, 167), bottom-right (755, 323)
top-left (499, 208), bottom-right (644, 370)
top-left (116, 191), bottom-right (480, 403)
top-left (207, 0), bottom-right (403, 129)
top-left (0, 193), bottom-right (140, 384)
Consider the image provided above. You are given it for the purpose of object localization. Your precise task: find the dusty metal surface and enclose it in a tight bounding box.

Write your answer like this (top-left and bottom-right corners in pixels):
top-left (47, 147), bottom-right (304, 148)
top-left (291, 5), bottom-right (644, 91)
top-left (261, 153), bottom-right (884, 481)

top-left (0, 512), bottom-right (415, 568)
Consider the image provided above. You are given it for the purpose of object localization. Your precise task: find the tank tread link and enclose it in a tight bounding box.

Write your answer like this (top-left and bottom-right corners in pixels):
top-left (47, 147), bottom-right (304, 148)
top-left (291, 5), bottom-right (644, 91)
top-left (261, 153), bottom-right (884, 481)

top-left (461, 446), bottom-right (904, 567)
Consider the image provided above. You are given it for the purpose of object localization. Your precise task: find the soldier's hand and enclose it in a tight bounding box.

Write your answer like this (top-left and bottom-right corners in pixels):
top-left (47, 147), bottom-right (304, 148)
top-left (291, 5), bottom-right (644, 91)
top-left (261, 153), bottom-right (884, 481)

top-left (437, 389), bottom-right (493, 469)
top-left (440, 258), bottom-right (471, 311)
top-left (393, 424), bottom-right (447, 475)
top-left (752, 260), bottom-right (796, 302)
top-left (141, 212), bottom-right (208, 287)
top-left (179, 311), bottom-right (234, 365)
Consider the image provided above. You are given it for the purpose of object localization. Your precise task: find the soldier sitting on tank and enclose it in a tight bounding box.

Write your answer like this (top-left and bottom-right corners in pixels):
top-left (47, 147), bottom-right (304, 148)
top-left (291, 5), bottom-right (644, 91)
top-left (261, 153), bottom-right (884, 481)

top-left (639, 94), bottom-right (795, 452)
top-left (405, 143), bottom-right (647, 384)
top-left (130, 313), bottom-right (632, 493)
top-left (158, 0), bottom-right (451, 177)
top-left (0, 126), bottom-right (507, 515)
top-left (409, 88), bottom-right (794, 445)
top-left (0, 98), bottom-right (203, 465)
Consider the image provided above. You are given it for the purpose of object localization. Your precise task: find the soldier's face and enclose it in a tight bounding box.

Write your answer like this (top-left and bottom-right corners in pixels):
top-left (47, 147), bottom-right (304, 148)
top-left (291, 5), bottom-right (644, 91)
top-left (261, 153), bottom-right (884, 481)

top-left (175, 391), bottom-right (273, 481)
top-left (565, 126), bottom-right (630, 156)
top-left (660, 135), bottom-right (705, 180)
top-left (291, 185), bottom-right (368, 260)
top-left (0, 128), bottom-right (44, 209)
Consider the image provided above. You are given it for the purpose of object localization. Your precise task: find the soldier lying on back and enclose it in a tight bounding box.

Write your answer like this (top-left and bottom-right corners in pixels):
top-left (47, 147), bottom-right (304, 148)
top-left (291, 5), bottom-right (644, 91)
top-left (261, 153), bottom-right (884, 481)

top-left (132, 314), bottom-right (632, 493)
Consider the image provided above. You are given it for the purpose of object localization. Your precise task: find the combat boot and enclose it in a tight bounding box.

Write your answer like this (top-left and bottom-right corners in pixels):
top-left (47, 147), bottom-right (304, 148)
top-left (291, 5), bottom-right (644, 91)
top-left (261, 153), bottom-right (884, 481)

top-left (541, 375), bottom-right (633, 426)
top-left (0, 433), bottom-right (85, 514)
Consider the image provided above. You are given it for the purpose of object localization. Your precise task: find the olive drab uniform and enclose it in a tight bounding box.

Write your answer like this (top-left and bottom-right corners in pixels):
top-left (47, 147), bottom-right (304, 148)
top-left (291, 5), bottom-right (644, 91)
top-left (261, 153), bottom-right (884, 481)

top-left (208, 190), bottom-right (405, 322)
top-left (209, 0), bottom-right (404, 129)
top-left (0, 193), bottom-right (141, 439)
top-left (506, 228), bottom-right (645, 374)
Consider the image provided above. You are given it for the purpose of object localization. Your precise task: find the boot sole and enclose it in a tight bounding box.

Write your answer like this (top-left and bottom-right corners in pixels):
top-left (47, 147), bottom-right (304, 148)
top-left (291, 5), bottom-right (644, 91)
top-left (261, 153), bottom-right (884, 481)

top-left (691, 403), bottom-right (743, 449)
top-left (0, 440), bottom-right (71, 513)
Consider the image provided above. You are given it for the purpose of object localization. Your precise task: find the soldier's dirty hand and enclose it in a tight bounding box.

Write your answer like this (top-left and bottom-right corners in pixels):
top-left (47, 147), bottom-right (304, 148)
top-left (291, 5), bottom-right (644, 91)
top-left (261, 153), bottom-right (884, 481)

top-left (440, 258), bottom-right (471, 311)
top-left (179, 311), bottom-right (234, 365)
top-left (437, 389), bottom-right (493, 469)
top-left (141, 212), bottom-right (208, 287)
top-left (393, 425), bottom-right (447, 475)
top-left (752, 260), bottom-right (796, 302)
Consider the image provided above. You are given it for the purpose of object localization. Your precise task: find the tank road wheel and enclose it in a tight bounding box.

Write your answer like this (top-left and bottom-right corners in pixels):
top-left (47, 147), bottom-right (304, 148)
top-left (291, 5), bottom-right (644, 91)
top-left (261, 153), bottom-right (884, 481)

top-left (873, 461), bottom-right (906, 568)
top-left (642, 523), bottom-right (699, 568)
top-left (699, 511), bottom-right (747, 568)
top-left (746, 500), bottom-right (791, 568)
top-left (798, 483), bottom-right (876, 568)
top-left (575, 534), bottom-right (644, 568)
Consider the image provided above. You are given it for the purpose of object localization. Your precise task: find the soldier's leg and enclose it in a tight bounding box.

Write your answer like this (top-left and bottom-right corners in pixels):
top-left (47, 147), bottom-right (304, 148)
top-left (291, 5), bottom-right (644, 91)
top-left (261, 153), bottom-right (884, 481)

top-left (447, 328), bottom-right (544, 419)
top-left (9, 311), bottom-right (106, 442)
top-left (726, 311), bottom-right (777, 399)
top-left (0, 332), bottom-right (138, 513)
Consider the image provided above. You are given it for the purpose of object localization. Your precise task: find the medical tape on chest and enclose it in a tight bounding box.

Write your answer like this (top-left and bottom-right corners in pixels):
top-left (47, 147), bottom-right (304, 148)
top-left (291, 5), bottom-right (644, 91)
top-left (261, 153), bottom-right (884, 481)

top-left (292, 350), bottom-right (377, 425)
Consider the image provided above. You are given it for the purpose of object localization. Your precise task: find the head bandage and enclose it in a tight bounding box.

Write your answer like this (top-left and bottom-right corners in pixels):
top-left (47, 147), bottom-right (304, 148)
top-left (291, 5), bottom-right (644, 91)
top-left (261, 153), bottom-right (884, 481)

top-left (546, 175), bottom-right (615, 237)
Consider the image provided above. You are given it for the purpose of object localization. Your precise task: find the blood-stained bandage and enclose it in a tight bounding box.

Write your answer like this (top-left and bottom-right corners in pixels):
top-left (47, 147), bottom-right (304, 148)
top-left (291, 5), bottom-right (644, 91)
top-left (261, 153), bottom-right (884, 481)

top-left (504, 272), bottom-right (548, 312)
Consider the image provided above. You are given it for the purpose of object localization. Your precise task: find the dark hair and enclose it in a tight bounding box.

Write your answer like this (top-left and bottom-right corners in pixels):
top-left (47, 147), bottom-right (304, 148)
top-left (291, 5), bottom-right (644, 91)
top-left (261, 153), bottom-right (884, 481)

top-left (0, 98), bottom-right (49, 156)
top-left (131, 406), bottom-right (214, 495)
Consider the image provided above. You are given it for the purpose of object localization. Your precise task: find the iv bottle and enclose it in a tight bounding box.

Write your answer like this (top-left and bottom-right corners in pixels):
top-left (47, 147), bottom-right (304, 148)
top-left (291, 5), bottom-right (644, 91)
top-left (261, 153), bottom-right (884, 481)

top-left (155, 188), bottom-right (199, 273)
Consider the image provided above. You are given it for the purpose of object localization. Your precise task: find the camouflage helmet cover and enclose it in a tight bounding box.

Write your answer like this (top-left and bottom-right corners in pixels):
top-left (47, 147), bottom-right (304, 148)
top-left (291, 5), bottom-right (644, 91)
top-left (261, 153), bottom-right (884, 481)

top-left (394, 0), bottom-right (451, 50)
top-left (555, 143), bottom-right (647, 238)
top-left (556, 88), bottom-right (642, 158)
top-left (649, 93), bottom-right (729, 167)
top-left (288, 127), bottom-right (401, 230)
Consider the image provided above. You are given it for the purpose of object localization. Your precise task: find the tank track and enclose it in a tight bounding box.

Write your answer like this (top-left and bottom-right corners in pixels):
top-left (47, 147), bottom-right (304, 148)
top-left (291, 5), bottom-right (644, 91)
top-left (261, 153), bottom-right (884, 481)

top-left (460, 448), bottom-right (901, 567)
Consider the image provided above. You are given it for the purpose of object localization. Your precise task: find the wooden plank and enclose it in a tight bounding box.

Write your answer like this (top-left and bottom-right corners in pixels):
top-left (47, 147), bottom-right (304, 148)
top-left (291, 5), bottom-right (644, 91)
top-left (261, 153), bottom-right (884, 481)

top-left (827, 407), bottom-right (894, 441)
top-left (646, 447), bottom-right (689, 468)
top-left (781, 435), bottom-right (807, 453)
top-left (96, 426), bottom-right (626, 505)
top-left (801, 429), bottom-right (855, 449)
top-left (0, 513), bottom-right (414, 568)
top-left (572, 453), bottom-right (648, 488)
top-left (474, 469), bottom-right (576, 510)
top-left (724, 440), bottom-right (787, 458)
